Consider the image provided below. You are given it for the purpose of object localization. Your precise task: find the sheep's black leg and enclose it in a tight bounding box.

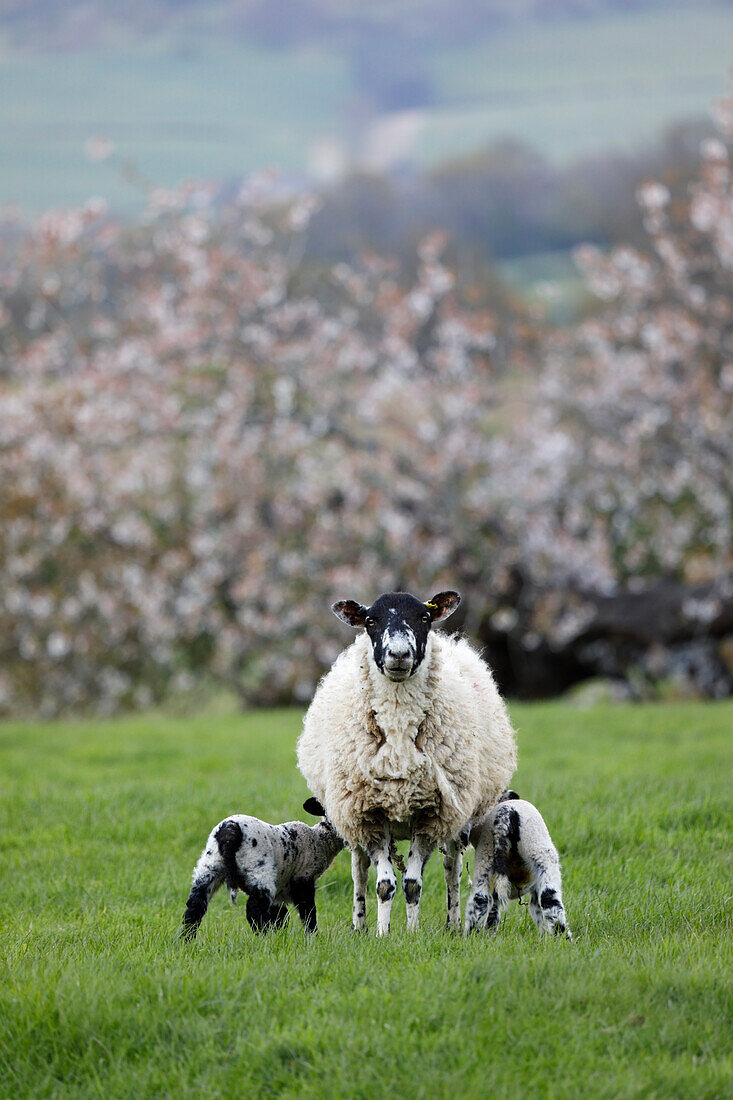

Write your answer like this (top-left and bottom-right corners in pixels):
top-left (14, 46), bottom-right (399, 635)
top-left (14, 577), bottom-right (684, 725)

top-left (181, 839), bottom-right (226, 943)
top-left (268, 903), bottom-right (290, 928)
top-left (291, 878), bottom-right (317, 934)
top-left (181, 870), bottom-right (223, 940)
top-left (246, 886), bottom-right (276, 932)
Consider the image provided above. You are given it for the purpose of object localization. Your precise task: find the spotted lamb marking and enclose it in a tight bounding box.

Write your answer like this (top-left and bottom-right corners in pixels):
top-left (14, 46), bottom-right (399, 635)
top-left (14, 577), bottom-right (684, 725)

top-left (463, 796), bottom-right (571, 939)
top-left (181, 798), bottom-right (345, 939)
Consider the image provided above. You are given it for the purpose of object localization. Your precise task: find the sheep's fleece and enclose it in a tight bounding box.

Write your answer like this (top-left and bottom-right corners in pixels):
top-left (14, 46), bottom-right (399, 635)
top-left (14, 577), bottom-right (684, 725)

top-left (297, 631), bottom-right (517, 849)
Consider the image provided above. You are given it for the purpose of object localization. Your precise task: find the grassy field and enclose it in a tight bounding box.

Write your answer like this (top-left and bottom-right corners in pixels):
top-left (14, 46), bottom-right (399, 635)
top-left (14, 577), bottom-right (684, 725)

top-left (1, 701), bottom-right (731, 1098)
top-left (1, 3), bottom-right (731, 211)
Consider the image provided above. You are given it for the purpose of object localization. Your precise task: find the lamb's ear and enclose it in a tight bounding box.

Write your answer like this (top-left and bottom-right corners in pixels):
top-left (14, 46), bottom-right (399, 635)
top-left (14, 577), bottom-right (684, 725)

top-left (332, 600), bottom-right (368, 627)
top-left (303, 797), bottom-right (325, 816)
top-left (425, 591), bottom-right (461, 622)
top-left (498, 789), bottom-right (520, 803)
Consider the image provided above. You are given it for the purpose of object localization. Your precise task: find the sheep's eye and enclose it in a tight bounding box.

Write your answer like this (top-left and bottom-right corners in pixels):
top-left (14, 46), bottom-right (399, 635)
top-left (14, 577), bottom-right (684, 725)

top-left (422, 613), bottom-right (430, 623)
top-left (365, 616), bottom-right (375, 627)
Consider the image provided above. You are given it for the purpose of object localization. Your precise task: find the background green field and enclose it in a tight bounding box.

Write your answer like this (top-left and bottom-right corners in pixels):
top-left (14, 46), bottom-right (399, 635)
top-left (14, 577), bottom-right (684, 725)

top-left (2, 3), bottom-right (731, 211)
top-left (1, 702), bottom-right (731, 1098)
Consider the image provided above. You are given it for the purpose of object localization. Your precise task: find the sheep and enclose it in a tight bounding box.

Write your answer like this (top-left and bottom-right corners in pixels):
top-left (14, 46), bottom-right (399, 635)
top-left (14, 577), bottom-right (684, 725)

top-left (463, 792), bottom-right (571, 939)
top-left (181, 798), bottom-right (345, 939)
top-left (297, 590), bottom-right (517, 935)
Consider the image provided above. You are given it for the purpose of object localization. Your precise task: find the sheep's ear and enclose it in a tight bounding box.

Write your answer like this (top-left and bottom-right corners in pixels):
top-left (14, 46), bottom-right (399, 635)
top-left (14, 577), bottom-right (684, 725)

top-left (332, 600), bottom-right (368, 627)
top-left (425, 591), bottom-right (461, 622)
top-left (498, 789), bottom-right (520, 803)
top-left (303, 797), bottom-right (325, 816)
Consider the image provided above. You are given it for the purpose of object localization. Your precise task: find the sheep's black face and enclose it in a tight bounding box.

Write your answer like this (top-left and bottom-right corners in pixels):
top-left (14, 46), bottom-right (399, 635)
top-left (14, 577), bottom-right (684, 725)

top-left (332, 590), bottom-right (461, 681)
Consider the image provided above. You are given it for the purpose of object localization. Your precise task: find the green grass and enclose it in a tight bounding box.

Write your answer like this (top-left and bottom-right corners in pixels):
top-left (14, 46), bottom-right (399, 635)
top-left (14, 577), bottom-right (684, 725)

top-left (1, 702), bottom-right (731, 1098)
top-left (2, 4), bottom-right (731, 211)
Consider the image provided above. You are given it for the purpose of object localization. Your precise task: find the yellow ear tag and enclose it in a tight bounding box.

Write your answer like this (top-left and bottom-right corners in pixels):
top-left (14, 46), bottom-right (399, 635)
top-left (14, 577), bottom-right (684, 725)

top-left (425, 602), bottom-right (438, 610)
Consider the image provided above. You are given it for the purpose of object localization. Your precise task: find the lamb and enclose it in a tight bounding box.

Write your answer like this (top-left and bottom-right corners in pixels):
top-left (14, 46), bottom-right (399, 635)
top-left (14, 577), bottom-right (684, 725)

top-left (181, 798), bottom-right (345, 939)
top-left (297, 590), bottom-right (517, 935)
top-left (463, 792), bottom-right (571, 939)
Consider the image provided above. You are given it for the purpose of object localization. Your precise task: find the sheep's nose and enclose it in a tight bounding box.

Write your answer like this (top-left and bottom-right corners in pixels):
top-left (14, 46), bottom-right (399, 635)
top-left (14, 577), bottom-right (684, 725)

top-left (387, 642), bottom-right (410, 661)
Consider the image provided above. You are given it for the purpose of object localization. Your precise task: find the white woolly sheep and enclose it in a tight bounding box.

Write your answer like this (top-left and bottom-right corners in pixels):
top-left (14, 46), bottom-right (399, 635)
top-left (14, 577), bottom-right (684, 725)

top-left (297, 590), bottom-right (517, 935)
top-left (463, 792), bottom-right (571, 939)
top-left (181, 798), bottom-right (345, 938)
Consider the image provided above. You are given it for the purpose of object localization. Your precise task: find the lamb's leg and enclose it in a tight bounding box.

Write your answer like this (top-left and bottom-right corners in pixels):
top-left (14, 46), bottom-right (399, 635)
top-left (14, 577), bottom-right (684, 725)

top-left (368, 832), bottom-right (396, 936)
top-left (291, 878), bottom-right (318, 934)
top-left (351, 847), bottom-right (370, 932)
top-left (464, 827), bottom-right (494, 934)
top-left (529, 860), bottom-right (571, 940)
top-left (245, 886), bottom-right (277, 932)
top-left (481, 807), bottom-right (518, 933)
top-left (269, 903), bottom-right (289, 928)
top-left (442, 838), bottom-right (463, 932)
top-left (181, 842), bottom-right (225, 940)
top-left (403, 833), bottom-right (435, 932)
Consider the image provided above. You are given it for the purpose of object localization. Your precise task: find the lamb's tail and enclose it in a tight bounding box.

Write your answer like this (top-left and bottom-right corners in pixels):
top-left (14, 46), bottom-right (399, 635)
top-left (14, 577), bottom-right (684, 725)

top-left (215, 819), bottom-right (244, 904)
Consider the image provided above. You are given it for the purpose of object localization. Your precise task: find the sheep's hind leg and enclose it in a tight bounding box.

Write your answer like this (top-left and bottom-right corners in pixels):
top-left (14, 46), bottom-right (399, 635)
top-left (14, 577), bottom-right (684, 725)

top-left (351, 847), bottom-right (370, 931)
top-left (443, 838), bottom-right (463, 931)
top-left (403, 834), bottom-right (435, 932)
top-left (181, 842), bottom-right (225, 940)
top-left (369, 833), bottom-right (396, 936)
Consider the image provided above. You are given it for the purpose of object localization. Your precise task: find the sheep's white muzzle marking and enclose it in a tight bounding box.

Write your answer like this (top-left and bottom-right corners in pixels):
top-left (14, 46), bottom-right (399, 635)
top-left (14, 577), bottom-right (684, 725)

top-left (382, 628), bottom-right (416, 680)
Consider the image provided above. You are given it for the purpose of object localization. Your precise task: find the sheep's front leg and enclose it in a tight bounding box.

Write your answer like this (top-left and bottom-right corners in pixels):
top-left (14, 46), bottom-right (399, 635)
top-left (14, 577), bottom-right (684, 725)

top-left (291, 877), bottom-right (317, 935)
top-left (403, 833), bottom-right (435, 932)
top-left (368, 833), bottom-right (396, 936)
top-left (443, 838), bottom-right (463, 931)
top-left (351, 847), bottom-right (370, 932)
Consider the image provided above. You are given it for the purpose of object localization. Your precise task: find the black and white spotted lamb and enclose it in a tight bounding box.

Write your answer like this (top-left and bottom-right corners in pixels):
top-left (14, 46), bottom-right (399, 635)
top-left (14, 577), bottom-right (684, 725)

top-left (463, 792), bottom-right (571, 939)
top-left (181, 798), bottom-right (345, 938)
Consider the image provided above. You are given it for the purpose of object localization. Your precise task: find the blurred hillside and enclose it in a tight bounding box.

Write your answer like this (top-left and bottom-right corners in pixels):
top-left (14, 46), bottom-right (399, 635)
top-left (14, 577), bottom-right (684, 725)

top-left (1, 2), bottom-right (731, 214)
top-left (4, 0), bottom-right (729, 50)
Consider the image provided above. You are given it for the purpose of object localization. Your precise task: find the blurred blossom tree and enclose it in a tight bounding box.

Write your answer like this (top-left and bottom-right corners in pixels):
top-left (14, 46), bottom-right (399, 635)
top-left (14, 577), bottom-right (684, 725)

top-left (0, 186), bottom-right (507, 714)
top-left (1, 80), bottom-right (733, 715)
top-left (484, 83), bottom-right (733, 696)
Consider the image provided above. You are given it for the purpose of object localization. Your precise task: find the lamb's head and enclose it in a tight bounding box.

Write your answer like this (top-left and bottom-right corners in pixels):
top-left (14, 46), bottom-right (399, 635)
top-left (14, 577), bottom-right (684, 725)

top-left (332, 590), bottom-right (461, 681)
top-left (303, 797), bottom-right (347, 856)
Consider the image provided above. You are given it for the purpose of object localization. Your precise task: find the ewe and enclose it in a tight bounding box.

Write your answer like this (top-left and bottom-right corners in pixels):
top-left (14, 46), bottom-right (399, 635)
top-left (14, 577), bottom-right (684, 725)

top-left (181, 798), bottom-right (345, 938)
top-left (297, 590), bottom-right (516, 934)
top-left (463, 792), bottom-right (571, 939)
